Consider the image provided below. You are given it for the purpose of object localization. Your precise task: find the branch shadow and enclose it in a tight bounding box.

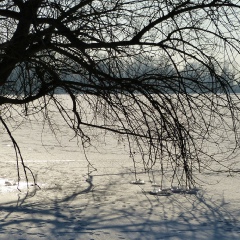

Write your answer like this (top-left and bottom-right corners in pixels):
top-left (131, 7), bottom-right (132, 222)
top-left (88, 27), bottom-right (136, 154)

top-left (0, 170), bottom-right (240, 240)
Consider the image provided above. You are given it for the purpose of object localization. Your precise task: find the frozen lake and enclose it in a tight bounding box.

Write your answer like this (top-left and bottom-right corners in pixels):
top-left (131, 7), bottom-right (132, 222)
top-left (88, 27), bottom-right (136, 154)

top-left (0, 94), bottom-right (240, 239)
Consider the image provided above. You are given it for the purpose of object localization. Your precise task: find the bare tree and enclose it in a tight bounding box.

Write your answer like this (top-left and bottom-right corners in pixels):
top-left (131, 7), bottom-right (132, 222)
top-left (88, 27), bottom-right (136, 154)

top-left (1, 0), bottom-right (240, 189)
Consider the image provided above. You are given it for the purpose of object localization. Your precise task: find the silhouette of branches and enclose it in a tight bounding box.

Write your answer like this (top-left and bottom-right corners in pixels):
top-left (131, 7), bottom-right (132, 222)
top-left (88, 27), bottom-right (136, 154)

top-left (1, 0), bottom-right (240, 188)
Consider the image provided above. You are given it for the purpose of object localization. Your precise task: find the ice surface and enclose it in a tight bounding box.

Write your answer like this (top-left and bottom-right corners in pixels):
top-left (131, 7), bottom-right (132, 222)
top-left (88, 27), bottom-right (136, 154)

top-left (0, 95), bottom-right (240, 240)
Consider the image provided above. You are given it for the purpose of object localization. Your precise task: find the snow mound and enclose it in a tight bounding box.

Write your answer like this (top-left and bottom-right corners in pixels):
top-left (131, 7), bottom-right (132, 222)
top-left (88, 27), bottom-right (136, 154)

top-left (0, 178), bottom-right (39, 193)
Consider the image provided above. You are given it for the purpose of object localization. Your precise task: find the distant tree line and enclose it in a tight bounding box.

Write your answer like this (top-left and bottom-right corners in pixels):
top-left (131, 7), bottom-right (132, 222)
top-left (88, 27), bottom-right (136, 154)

top-left (1, 60), bottom-right (239, 95)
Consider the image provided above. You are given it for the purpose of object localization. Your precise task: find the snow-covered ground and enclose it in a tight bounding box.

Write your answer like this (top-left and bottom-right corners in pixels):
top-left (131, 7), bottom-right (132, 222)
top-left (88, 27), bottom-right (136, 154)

top-left (0, 96), bottom-right (240, 240)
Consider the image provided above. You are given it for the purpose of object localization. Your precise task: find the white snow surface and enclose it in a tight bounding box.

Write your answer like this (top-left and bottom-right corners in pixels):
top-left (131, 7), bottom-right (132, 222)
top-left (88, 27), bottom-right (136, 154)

top-left (0, 95), bottom-right (240, 240)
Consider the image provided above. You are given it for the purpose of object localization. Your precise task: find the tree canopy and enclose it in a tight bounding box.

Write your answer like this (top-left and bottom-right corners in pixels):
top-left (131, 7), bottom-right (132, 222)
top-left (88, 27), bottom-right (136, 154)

top-left (1, 0), bottom-right (240, 188)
